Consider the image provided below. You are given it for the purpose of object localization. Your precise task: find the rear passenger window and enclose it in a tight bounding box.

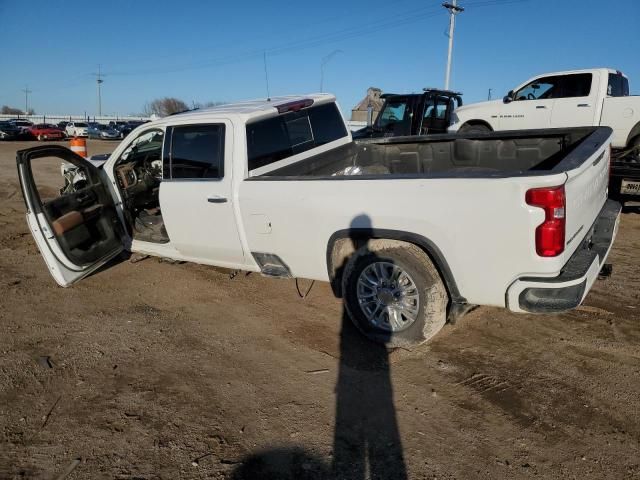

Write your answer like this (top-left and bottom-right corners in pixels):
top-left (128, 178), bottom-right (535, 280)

top-left (559, 73), bottom-right (592, 98)
top-left (166, 124), bottom-right (225, 179)
top-left (247, 102), bottom-right (347, 172)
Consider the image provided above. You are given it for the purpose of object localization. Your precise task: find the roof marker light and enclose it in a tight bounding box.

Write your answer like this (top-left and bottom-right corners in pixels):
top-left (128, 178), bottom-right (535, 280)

top-left (276, 99), bottom-right (314, 114)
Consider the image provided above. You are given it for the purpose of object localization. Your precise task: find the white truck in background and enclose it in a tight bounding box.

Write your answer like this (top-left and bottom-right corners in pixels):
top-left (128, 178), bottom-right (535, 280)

top-left (17, 94), bottom-right (620, 347)
top-left (448, 68), bottom-right (640, 203)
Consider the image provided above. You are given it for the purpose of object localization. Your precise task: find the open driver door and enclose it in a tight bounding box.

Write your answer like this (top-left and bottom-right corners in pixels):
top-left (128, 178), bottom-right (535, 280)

top-left (17, 145), bottom-right (126, 286)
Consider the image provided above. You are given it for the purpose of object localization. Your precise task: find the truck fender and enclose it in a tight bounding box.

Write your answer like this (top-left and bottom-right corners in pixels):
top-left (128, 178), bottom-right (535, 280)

top-left (325, 229), bottom-right (465, 307)
top-left (459, 119), bottom-right (494, 133)
top-left (626, 121), bottom-right (640, 147)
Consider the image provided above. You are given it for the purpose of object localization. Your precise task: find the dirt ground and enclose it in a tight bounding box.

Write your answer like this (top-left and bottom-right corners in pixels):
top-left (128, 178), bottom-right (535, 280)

top-left (0, 139), bottom-right (639, 480)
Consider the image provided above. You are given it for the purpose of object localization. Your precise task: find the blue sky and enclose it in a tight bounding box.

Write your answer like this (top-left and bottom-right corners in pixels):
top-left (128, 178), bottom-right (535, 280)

top-left (0, 0), bottom-right (638, 117)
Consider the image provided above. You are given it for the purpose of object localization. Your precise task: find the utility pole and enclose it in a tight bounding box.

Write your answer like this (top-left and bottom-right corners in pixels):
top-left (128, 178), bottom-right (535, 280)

top-left (263, 51), bottom-right (271, 101)
top-left (21, 86), bottom-right (32, 115)
top-left (92, 65), bottom-right (105, 116)
top-left (442, 1), bottom-right (464, 90)
top-left (320, 49), bottom-right (342, 92)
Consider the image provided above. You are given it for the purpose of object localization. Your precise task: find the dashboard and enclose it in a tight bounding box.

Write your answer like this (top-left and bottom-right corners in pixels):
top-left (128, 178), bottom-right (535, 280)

top-left (115, 158), bottom-right (162, 207)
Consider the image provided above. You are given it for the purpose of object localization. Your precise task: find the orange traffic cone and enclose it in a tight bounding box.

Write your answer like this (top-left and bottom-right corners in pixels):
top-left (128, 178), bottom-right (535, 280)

top-left (70, 137), bottom-right (88, 158)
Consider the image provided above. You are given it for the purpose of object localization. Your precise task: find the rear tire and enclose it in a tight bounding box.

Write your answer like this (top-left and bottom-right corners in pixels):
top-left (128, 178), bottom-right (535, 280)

top-left (342, 240), bottom-right (448, 348)
top-left (630, 136), bottom-right (640, 162)
top-left (459, 123), bottom-right (491, 134)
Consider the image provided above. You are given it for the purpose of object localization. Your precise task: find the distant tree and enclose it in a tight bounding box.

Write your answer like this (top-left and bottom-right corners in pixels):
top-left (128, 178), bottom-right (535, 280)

top-left (143, 97), bottom-right (189, 117)
top-left (1, 105), bottom-right (24, 115)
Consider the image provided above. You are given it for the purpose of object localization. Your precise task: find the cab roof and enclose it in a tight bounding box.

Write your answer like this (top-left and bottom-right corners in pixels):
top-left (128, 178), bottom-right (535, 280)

top-left (525, 67), bottom-right (624, 79)
top-left (158, 93), bottom-right (336, 124)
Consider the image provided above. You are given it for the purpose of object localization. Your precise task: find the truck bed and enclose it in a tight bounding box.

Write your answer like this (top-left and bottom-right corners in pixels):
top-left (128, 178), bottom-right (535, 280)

top-left (253, 127), bottom-right (608, 179)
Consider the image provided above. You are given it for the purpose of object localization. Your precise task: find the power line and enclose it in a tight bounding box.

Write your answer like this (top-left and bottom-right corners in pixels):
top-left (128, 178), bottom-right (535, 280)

top-left (320, 49), bottom-right (343, 92)
top-left (101, 2), bottom-right (445, 72)
top-left (105, 6), bottom-right (445, 78)
top-left (17, 0), bottom-right (529, 96)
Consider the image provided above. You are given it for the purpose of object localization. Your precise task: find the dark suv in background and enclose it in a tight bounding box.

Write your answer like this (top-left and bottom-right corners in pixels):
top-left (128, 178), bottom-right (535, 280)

top-left (0, 121), bottom-right (21, 140)
top-left (111, 120), bottom-right (147, 139)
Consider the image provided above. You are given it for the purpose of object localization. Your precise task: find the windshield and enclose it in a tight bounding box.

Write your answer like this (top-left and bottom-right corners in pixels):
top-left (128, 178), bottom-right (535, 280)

top-left (376, 98), bottom-right (411, 129)
top-left (119, 129), bottom-right (164, 164)
top-left (75, 122), bottom-right (88, 127)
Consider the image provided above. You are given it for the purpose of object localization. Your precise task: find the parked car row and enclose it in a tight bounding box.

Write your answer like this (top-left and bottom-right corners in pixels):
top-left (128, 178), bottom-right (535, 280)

top-left (0, 118), bottom-right (149, 141)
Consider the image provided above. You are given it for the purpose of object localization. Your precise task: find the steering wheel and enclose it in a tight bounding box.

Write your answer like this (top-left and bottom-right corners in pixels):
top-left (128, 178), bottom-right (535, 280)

top-left (387, 114), bottom-right (398, 122)
top-left (527, 93), bottom-right (535, 100)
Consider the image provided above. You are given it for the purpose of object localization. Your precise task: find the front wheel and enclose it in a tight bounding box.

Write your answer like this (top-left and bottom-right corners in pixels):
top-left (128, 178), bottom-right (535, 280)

top-left (459, 123), bottom-right (491, 134)
top-left (342, 240), bottom-right (448, 347)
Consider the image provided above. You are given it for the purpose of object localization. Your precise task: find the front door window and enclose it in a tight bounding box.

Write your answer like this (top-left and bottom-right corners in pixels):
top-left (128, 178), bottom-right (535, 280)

top-left (514, 76), bottom-right (559, 101)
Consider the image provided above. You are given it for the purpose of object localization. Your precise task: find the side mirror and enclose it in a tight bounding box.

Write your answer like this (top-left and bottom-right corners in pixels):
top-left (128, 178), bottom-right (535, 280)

top-left (503, 91), bottom-right (514, 103)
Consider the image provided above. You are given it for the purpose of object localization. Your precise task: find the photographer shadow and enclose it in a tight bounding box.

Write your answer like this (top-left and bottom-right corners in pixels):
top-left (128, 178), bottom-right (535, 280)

top-left (230, 214), bottom-right (407, 480)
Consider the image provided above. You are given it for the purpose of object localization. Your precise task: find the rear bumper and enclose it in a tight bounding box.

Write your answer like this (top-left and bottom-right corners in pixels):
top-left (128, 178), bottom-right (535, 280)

top-left (506, 199), bottom-right (621, 313)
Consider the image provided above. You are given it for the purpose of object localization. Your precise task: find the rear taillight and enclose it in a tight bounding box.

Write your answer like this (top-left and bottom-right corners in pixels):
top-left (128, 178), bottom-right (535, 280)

top-left (526, 185), bottom-right (566, 257)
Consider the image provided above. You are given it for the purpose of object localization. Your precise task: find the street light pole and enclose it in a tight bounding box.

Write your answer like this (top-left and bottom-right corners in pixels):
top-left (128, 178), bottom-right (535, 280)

top-left (92, 65), bottom-right (105, 117)
top-left (442, 1), bottom-right (464, 90)
top-left (320, 50), bottom-right (343, 92)
top-left (21, 86), bottom-right (32, 115)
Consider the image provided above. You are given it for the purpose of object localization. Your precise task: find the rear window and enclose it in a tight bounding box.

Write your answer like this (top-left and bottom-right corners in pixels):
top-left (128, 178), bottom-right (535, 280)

top-left (246, 102), bottom-right (347, 172)
top-left (608, 73), bottom-right (630, 97)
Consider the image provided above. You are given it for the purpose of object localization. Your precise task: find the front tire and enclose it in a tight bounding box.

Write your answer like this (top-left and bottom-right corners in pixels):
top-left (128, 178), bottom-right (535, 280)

top-left (459, 123), bottom-right (491, 134)
top-left (342, 240), bottom-right (448, 348)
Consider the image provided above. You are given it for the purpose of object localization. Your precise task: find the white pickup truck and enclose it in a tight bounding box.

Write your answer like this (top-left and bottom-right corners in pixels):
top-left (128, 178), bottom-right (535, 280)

top-left (448, 68), bottom-right (640, 202)
top-left (17, 94), bottom-right (621, 346)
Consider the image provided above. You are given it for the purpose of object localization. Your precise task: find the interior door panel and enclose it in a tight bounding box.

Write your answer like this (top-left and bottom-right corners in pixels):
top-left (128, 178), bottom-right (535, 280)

top-left (16, 145), bottom-right (125, 286)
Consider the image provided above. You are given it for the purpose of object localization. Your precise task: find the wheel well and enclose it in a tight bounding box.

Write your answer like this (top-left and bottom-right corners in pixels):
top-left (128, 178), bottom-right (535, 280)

top-left (461, 120), bottom-right (494, 131)
top-left (626, 123), bottom-right (640, 147)
top-left (326, 230), bottom-right (464, 306)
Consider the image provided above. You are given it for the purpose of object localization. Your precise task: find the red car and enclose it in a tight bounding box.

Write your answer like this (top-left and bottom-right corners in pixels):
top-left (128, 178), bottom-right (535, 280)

top-left (28, 124), bottom-right (65, 141)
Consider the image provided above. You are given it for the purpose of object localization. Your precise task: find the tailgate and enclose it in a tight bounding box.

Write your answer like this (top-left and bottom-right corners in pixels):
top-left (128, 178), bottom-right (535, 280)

top-left (562, 129), bottom-right (612, 261)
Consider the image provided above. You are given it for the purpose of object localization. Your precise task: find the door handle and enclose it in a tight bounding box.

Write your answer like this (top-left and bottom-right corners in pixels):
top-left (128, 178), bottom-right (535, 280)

top-left (536, 105), bottom-right (546, 109)
top-left (207, 195), bottom-right (228, 204)
top-left (577, 103), bottom-right (590, 107)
